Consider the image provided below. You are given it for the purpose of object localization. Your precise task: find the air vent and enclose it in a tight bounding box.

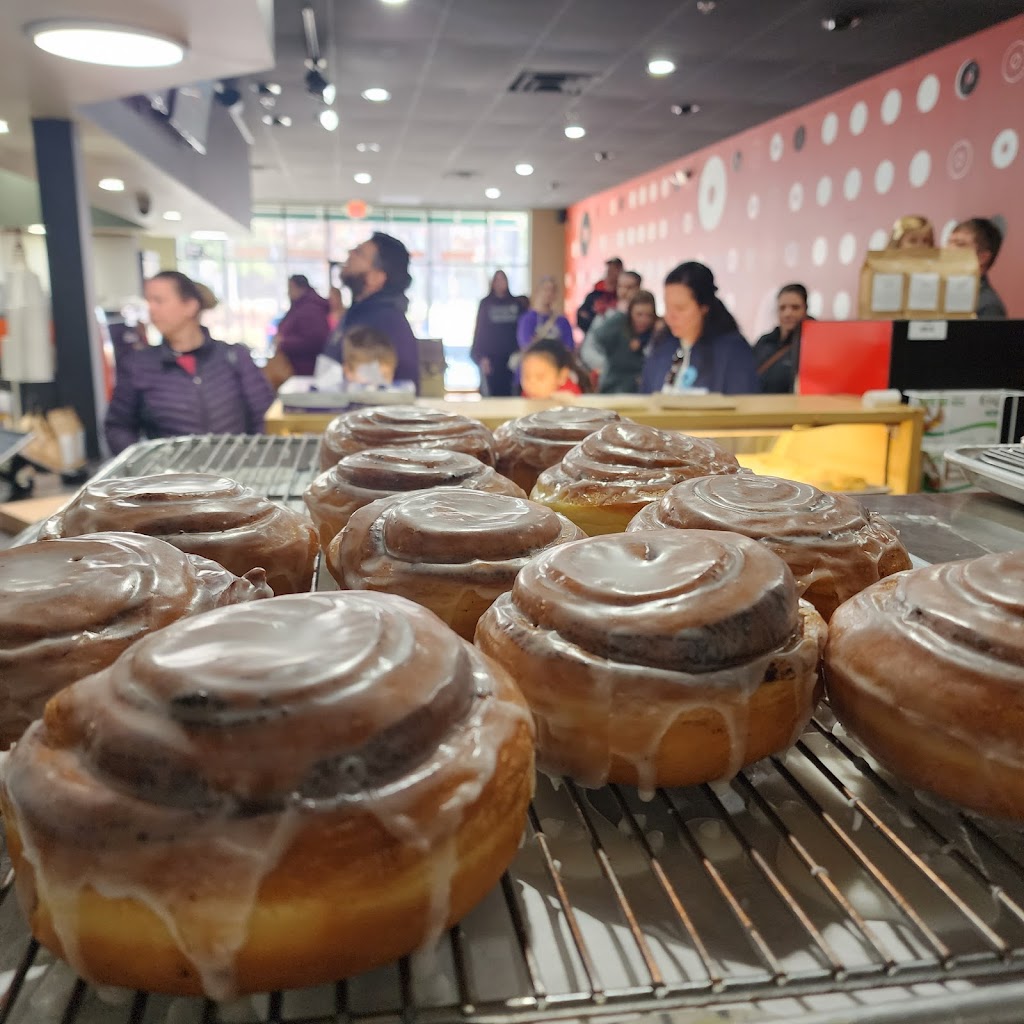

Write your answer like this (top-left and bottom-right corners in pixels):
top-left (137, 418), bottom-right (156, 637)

top-left (508, 71), bottom-right (595, 96)
top-left (443, 169), bottom-right (479, 180)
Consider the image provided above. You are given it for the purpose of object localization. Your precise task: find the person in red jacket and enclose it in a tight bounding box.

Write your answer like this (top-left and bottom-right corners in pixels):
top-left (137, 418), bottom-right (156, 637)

top-left (272, 275), bottom-right (331, 376)
top-left (575, 257), bottom-right (623, 333)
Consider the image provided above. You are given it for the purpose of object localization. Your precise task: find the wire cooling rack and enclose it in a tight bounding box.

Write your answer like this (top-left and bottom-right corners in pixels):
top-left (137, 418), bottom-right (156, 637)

top-left (3, 434), bottom-right (1024, 1024)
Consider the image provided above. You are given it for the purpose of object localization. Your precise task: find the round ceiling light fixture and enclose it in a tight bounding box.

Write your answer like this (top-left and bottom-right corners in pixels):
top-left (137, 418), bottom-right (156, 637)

top-left (319, 109), bottom-right (340, 131)
top-left (99, 177), bottom-right (125, 192)
top-left (354, 172), bottom-right (373, 184)
top-left (647, 57), bottom-right (676, 76)
top-left (26, 224), bottom-right (46, 235)
top-left (356, 142), bottom-right (381, 153)
top-left (163, 210), bottom-right (183, 222)
top-left (564, 124), bottom-right (586, 139)
top-left (27, 20), bottom-right (186, 68)
top-left (485, 187), bottom-right (502, 199)
top-left (361, 87), bottom-right (391, 103)
top-left (515, 162), bottom-right (534, 176)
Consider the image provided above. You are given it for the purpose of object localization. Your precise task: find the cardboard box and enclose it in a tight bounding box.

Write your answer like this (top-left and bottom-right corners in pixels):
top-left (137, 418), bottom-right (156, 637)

top-left (18, 407), bottom-right (86, 473)
top-left (858, 248), bottom-right (980, 321)
top-left (905, 389), bottom-right (1024, 492)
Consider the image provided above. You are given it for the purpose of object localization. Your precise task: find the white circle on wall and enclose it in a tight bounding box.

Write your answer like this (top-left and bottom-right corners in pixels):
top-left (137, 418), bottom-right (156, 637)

top-left (992, 128), bottom-right (1020, 170)
top-left (917, 73), bottom-right (940, 113)
top-left (649, 183), bottom-right (658, 204)
top-left (821, 112), bottom-right (839, 145)
top-left (1003, 39), bottom-right (1024, 84)
top-left (698, 155), bottom-right (728, 231)
top-left (638, 187), bottom-right (647, 207)
top-left (875, 159), bottom-right (895, 194)
top-left (723, 292), bottom-right (737, 309)
top-left (770, 132), bottom-right (785, 161)
top-left (627, 226), bottom-right (636, 245)
top-left (727, 248), bottom-right (739, 273)
top-left (747, 194), bottom-right (760, 220)
top-left (788, 182), bottom-right (804, 213)
top-left (843, 167), bottom-right (862, 201)
top-left (947, 139), bottom-right (974, 180)
top-left (839, 233), bottom-right (858, 265)
top-left (808, 291), bottom-right (824, 318)
top-left (683, 212), bottom-right (694, 234)
top-left (909, 149), bottom-right (932, 187)
top-left (661, 178), bottom-right (671, 200)
top-left (637, 224), bottom-right (647, 243)
top-left (869, 228), bottom-right (888, 250)
top-left (659, 218), bottom-right (668, 240)
top-left (881, 88), bottom-right (902, 125)
top-left (816, 175), bottom-right (833, 207)
top-left (628, 190), bottom-right (636, 209)
top-left (616, 229), bottom-right (625, 246)
top-left (833, 292), bottom-right (852, 320)
top-left (784, 242), bottom-right (800, 268)
top-left (849, 101), bottom-right (869, 136)
top-left (812, 237), bottom-right (829, 266)
top-left (940, 218), bottom-right (959, 246)
top-left (570, 239), bottom-right (579, 259)
top-left (609, 199), bottom-right (617, 217)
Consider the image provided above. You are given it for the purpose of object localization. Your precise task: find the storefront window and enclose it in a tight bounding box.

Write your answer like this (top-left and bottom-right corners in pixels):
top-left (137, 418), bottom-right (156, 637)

top-left (178, 205), bottom-right (531, 389)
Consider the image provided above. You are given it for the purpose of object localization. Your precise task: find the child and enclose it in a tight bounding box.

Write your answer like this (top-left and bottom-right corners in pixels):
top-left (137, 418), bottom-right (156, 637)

top-left (342, 325), bottom-right (399, 388)
top-left (520, 338), bottom-right (591, 399)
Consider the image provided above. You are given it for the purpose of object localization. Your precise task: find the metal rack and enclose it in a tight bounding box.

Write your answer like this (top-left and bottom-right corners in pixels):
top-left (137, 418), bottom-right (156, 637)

top-left (3, 434), bottom-right (1024, 1024)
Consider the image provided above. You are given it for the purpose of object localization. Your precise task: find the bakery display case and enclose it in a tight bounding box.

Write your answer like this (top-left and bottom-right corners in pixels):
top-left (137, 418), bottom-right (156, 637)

top-left (4, 434), bottom-right (1024, 1024)
top-left (264, 395), bottom-right (925, 495)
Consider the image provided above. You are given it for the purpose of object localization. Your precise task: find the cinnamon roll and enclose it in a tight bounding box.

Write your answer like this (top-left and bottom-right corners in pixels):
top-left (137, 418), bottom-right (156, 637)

top-left (493, 407), bottom-right (628, 493)
top-left (628, 473), bottom-right (912, 620)
top-left (476, 530), bottom-right (827, 791)
top-left (825, 551), bottom-right (1024, 820)
top-left (319, 405), bottom-right (496, 471)
top-left (530, 423), bottom-right (739, 535)
top-left (0, 593), bottom-right (535, 997)
top-left (0, 533), bottom-right (271, 749)
top-left (40, 473), bottom-right (318, 596)
top-left (305, 447), bottom-right (525, 551)
top-left (327, 488), bottom-right (585, 639)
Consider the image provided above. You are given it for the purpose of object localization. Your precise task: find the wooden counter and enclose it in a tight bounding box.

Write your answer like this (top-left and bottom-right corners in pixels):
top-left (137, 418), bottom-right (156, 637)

top-left (264, 394), bottom-right (925, 494)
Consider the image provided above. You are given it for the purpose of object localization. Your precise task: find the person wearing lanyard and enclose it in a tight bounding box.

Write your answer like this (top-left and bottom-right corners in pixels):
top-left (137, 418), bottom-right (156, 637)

top-left (640, 262), bottom-right (760, 395)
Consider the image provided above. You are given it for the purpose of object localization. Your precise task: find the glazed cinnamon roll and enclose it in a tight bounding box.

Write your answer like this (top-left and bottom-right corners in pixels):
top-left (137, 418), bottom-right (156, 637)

top-left (493, 407), bottom-right (628, 493)
top-left (476, 529), bottom-right (827, 791)
top-left (629, 473), bottom-right (912, 620)
top-left (305, 447), bottom-right (526, 550)
top-left (327, 488), bottom-right (585, 639)
top-left (319, 405), bottom-right (496, 471)
top-left (825, 551), bottom-right (1024, 820)
top-left (0, 533), bottom-right (271, 749)
top-left (530, 423), bottom-right (739, 535)
top-left (0, 593), bottom-right (535, 997)
top-left (40, 473), bottom-right (318, 596)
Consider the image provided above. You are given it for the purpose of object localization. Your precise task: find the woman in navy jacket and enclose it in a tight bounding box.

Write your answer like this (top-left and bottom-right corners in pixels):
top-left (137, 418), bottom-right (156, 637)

top-left (641, 262), bottom-right (759, 395)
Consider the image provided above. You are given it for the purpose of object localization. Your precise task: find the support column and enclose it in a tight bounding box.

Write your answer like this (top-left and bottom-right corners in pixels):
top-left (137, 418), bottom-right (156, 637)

top-left (31, 118), bottom-right (105, 460)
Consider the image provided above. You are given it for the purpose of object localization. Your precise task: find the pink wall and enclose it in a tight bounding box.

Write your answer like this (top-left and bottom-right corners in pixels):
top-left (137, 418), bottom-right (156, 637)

top-left (565, 15), bottom-right (1024, 339)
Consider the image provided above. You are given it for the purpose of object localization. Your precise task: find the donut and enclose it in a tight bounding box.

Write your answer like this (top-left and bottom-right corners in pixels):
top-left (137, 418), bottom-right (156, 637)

top-left (40, 473), bottom-right (318, 596)
top-left (824, 550), bottom-right (1024, 821)
top-left (530, 423), bottom-right (739, 535)
top-left (493, 407), bottom-right (628, 493)
top-left (476, 529), bottom-right (826, 792)
top-left (327, 488), bottom-right (584, 639)
top-left (319, 405), bottom-right (496, 471)
top-left (304, 447), bottom-right (525, 551)
top-left (628, 473), bottom-right (912, 620)
top-left (0, 533), bottom-right (271, 749)
top-left (0, 592), bottom-right (535, 997)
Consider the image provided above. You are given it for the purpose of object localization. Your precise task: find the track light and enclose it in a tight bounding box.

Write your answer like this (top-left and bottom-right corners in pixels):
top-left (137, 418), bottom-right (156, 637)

top-left (305, 65), bottom-right (335, 103)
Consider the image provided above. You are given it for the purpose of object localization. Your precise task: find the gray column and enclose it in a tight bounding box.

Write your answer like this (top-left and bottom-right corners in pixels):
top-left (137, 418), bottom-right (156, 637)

top-left (31, 118), bottom-right (105, 460)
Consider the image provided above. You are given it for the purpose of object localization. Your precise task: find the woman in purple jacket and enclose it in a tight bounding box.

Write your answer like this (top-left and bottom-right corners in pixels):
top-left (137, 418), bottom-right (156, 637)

top-left (104, 272), bottom-right (275, 455)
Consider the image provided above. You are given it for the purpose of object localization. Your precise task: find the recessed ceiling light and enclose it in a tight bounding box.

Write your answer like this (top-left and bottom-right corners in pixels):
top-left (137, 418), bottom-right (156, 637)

top-left (99, 177), bottom-right (125, 192)
top-left (0, 120), bottom-right (9, 134)
top-left (647, 57), bottom-right (676, 76)
top-left (361, 87), bottom-right (391, 103)
top-left (26, 223), bottom-right (46, 235)
top-left (564, 124), bottom-right (586, 140)
top-left (671, 102), bottom-right (701, 116)
top-left (380, 0), bottom-right (409, 5)
top-left (485, 187), bottom-right (502, 199)
top-left (356, 142), bottom-right (381, 153)
top-left (27, 20), bottom-right (186, 68)
top-left (822, 14), bottom-right (862, 31)
top-left (163, 210), bottom-right (183, 222)
top-left (319, 109), bottom-right (340, 131)
top-left (515, 162), bottom-right (534, 176)
top-left (354, 172), bottom-right (373, 184)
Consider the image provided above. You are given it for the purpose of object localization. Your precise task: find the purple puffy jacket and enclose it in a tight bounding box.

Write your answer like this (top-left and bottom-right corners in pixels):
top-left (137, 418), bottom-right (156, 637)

top-left (104, 331), bottom-right (275, 455)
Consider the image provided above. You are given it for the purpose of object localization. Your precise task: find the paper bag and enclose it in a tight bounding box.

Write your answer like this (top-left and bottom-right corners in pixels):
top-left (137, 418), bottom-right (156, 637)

top-left (19, 407), bottom-right (87, 472)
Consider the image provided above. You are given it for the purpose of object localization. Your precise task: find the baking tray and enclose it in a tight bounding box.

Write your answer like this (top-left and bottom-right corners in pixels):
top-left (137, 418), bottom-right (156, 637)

top-left (3, 434), bottom-right (1024, 1024)
top-left (945, 445), bottom-right (1024, 507)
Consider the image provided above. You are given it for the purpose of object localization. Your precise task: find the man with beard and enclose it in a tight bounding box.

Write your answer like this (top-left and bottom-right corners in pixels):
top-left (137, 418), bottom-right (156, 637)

top-left (324, 232), bottom-right (419, 389)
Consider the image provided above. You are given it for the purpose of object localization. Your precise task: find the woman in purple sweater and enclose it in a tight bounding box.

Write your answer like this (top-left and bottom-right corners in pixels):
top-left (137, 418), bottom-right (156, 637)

top-left (516, 276), bottom-right (574, 353)
top-left (104, 272), bottom-right (274, 455)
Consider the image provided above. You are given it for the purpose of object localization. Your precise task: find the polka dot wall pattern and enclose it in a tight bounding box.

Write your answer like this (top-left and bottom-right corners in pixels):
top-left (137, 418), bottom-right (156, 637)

top-left (566, 14), bottom-right (1024, 339)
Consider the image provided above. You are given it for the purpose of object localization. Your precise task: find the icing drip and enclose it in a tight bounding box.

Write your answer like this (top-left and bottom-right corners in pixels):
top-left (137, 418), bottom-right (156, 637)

top-left (319, 405), bottom-right (496, 471)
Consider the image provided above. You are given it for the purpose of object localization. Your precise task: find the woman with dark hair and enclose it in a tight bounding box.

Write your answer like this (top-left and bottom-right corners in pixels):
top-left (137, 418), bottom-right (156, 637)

top-left (752, 283), bottom-right (811, 394)
top-left (470, 269), bottom-right (527, 396)
top-left (104, 271), bottom-right (274, 454)
top-left (641, 262), bottom-right (759, 395)
top-left (519, 338), bottom-right (592, 399)
top-left (596, 289), bottom-right (659, 394)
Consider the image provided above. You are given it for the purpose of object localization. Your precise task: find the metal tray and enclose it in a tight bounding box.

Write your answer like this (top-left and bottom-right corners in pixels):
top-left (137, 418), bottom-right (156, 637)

top-left (945, 445), bottom-right (1024, 507)
top-left (3, 434), bottom-right (1024, 1024)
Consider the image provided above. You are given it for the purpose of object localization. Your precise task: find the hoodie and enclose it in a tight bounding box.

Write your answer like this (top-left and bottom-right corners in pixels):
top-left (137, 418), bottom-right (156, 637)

top-left (323, 289), bottom-right (420, 389)
top-left (274, 289), bottom-right (331, 375)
